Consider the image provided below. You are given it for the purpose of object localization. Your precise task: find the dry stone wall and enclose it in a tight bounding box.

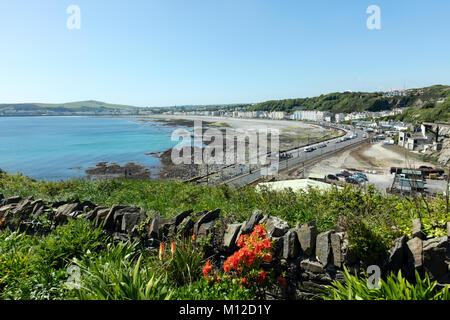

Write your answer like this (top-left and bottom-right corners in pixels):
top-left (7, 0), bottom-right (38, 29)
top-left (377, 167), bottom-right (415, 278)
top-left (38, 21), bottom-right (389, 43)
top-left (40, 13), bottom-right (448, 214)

top-left (0, 194), bottom-right (448, 298)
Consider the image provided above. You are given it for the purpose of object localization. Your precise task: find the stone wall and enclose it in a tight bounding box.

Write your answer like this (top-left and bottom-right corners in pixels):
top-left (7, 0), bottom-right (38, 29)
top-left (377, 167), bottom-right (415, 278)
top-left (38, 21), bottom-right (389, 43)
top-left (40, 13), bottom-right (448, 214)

top-left (0, 193), bottom-right (448, 299)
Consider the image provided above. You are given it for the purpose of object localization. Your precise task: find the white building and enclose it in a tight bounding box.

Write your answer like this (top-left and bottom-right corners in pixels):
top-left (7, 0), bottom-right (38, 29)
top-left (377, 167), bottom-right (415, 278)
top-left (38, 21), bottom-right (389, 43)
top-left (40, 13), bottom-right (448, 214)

top-left (268, 111), bottom-right (286, 120)
top-left (335, 113), bottom-right (346, 123)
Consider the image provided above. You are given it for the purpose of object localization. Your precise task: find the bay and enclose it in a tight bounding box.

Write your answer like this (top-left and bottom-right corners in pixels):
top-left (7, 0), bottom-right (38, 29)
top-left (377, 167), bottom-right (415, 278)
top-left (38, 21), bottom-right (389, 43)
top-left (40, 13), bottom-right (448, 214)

top-left (0, 116), bottom-right (184, 181)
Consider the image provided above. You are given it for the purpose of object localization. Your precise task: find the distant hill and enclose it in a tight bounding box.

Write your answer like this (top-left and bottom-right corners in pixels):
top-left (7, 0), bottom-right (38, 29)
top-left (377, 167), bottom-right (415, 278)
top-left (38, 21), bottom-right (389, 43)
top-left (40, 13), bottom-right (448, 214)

top-left (249, 85), bottom-right (450, 121)
top-left (0, 100), bottom-right (140, 116)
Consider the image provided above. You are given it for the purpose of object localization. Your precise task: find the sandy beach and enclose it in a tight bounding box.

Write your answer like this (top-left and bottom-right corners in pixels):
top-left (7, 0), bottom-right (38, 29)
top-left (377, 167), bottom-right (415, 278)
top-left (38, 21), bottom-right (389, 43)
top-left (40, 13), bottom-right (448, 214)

top-left (147, 114), bottom-right (340, 151)
top-left (147, 114), bottom-right (323, 130)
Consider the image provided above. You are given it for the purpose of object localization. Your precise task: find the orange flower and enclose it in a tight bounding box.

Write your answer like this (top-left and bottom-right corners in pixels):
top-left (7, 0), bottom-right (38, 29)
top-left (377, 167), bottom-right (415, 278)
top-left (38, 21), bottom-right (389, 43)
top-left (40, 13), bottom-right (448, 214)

top-left (277, 275), bottom-right (287, 288)
top-left (203, 260), bottom-right (212, 278)
top-left (159, 242), bottom-right (165, 261)
top-left (257, 270), bottom-right (267, 284)
top-left (192, 233), bottom-right (197, 241)
top-left (170, 241), bottom-right (177, 256)
top-left (0, 220), bottom-right (3, 227)
top-left (223, 223), bottom-right (273, 276)
top-left (240, 277), bottom-right (248, 287)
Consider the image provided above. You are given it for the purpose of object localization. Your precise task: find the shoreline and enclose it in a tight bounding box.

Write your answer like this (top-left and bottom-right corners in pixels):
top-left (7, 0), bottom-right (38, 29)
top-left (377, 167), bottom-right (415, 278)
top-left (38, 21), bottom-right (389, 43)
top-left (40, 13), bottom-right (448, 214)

top-left (1, 115), bottom-right (338, 182)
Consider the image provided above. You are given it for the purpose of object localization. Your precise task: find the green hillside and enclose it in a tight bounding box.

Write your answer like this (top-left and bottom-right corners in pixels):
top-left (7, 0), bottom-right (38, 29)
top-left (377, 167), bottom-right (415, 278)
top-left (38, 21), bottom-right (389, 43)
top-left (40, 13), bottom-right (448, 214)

top-left (0, 100), bottom-right (139, 116)
top-left (35, 100), bottom-right (138, 109)
top-left (249, 85), bottom-right (450, 121)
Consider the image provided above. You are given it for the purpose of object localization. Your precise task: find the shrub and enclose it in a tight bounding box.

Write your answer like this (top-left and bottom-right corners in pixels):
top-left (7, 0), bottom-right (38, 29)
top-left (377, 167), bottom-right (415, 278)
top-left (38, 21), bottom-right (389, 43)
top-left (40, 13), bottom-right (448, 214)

top-left (210, 224), bottom-right (285, 298)
top-left (35, 219), bottom-right (107, 269)
top-left (74, 242), bottom-right (174, 300)
top-left (0, 230), bottom-right (35, 293)
top-left (158, 238), bottom-right (206, 287)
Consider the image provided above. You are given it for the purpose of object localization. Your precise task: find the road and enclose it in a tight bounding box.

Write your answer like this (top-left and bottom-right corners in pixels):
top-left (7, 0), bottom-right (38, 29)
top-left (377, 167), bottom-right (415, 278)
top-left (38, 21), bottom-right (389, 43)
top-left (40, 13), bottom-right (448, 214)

top-left (222, 125), bottom-right (369, 188)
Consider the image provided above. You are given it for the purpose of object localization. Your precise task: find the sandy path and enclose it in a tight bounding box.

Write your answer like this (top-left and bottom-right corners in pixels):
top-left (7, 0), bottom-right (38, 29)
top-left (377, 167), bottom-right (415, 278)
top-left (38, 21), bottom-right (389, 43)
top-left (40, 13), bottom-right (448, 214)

top-left (307, 142), bottom-right (442, 193)
top-left (310, 143), bottom-right (436, 175)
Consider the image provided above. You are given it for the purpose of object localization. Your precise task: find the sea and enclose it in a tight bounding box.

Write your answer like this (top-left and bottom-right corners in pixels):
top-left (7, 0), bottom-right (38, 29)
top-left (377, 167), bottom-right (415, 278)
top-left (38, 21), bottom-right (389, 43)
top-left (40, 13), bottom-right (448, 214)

top-left (0, 116), bottom-right (186, 181)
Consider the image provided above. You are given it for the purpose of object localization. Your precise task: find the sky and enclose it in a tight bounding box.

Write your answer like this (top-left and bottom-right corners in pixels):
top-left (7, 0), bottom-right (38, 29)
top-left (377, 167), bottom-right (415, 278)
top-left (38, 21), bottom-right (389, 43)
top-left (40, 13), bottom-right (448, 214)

top-left (0, 0), bottom-right (449, 107)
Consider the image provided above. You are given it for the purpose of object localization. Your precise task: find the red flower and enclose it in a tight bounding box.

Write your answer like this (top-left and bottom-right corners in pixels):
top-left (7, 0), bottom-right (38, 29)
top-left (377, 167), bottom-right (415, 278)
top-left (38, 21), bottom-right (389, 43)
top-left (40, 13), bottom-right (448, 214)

top-left (237, 234), bottom-right (248, 248)
top-left (264, 252), bottom-right (273, 262)
top-left (223, 223), bottom-right (274, 289)
top-left (277, 275), bottom-right (287, 288)
top-left (257, 270), bottom-right (267, 284)
top-left (253, 224), bottom-right (267, 238)
top-left (203, 260), bottom-right (212, 278)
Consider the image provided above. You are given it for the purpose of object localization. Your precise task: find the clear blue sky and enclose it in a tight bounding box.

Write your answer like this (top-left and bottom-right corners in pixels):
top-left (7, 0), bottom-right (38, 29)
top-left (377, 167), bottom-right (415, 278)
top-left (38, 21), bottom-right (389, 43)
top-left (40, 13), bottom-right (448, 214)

top-left (0, 0), bottom-right (449, 107)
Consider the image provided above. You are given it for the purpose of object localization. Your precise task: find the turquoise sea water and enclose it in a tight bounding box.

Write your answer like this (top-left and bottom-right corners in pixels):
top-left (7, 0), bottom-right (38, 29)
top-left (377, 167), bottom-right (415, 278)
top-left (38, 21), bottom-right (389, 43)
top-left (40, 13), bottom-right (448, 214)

top-left (0, 117), bottom-right (183, 181)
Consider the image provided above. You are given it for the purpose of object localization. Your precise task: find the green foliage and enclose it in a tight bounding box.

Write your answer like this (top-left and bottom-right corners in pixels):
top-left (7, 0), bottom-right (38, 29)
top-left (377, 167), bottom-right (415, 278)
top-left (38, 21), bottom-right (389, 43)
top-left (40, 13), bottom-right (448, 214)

top-left (342, 216), bottom-right (390, 265)
top-left (3, 262), bottom-right (70, 300)
top-left (396, 100), bottom-right (450, 122)
top-left (1, 173), bottom-right (447, 257)
top-left (0, 229), bottom-right (72, 300)
top-left (159, 239), bottom-right (206, 287)
top-left (0, 230), bottom-right (35, 292)
top-left (172, 276), bottom-right (257, 300)
top-left (35, 219), bottom-right (107, 269)
top-left (321, 267), bottom-right (450, 300)
top-left (246, 85), bottom-right (450, 122)
top-left (74, 242), bottom-right (174, 300)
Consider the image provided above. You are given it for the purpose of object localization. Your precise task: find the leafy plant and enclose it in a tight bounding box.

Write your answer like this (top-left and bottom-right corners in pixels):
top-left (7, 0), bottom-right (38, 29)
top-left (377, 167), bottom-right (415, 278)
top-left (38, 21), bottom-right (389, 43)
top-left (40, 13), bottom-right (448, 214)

top-left (320, 267), bottom-right (450, 300)
top-left (159, 237), bottom-right (206, 287)
top-left (74, 242), bottom-right (174, 300)
top-left (172, 277), bottom-right (256, 300)
top-left (35, 218), bottom-right (107, 269)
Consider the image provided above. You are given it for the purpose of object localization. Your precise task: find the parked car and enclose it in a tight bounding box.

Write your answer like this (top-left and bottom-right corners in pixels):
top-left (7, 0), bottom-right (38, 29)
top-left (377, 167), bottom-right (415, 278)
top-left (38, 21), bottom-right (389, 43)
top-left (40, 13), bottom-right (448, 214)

top-left (340, 170), bottom-right (353, 176)
top-left (327, 174), bottom-right (339, 181)
top-left (336, 171), bottom-right (352, 177)
top-left (353, 172), bottom-right (368, 181)
top-left (345, 176), bottom-right (360, 184)
top-left (352, 176), bottom-right (366, 183)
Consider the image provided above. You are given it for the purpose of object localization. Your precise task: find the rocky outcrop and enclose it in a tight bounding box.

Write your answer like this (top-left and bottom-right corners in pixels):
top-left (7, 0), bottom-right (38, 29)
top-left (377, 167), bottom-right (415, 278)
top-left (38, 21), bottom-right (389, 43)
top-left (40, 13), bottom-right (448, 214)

top-left (316, 231), bottom-right (332, 267)
top-left (423, 236), bottom-right (449, 283)
top-left (296, 222), bottom-right (317, 256)
top-left (223, 223), bottom-right (242, 251)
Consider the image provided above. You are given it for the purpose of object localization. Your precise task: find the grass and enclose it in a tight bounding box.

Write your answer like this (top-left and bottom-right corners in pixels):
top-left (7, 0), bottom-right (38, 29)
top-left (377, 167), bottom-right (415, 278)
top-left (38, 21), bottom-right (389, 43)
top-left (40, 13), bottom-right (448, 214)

top-left (0, 170), bottom-right (448, 299)
top-left (1, 172), bottom-right (448, 240)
